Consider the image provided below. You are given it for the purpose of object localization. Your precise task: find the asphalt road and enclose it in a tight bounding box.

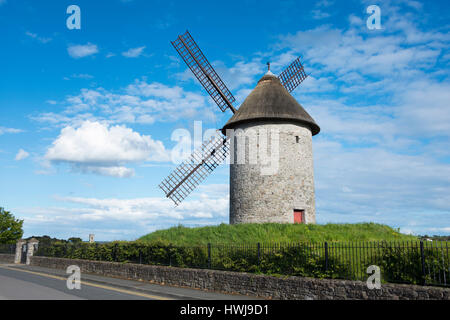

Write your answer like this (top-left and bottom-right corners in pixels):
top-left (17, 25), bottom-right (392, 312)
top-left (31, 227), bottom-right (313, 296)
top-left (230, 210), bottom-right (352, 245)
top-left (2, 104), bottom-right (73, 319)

top-left (0, 264), bottom-right (259, 300)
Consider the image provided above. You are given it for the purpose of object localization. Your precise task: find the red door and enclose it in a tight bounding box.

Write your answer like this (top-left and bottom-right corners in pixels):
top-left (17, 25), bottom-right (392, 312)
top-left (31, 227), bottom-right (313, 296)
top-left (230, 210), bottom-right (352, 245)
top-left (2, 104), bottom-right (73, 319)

top-left (294, 210), bottom-right (304, 224)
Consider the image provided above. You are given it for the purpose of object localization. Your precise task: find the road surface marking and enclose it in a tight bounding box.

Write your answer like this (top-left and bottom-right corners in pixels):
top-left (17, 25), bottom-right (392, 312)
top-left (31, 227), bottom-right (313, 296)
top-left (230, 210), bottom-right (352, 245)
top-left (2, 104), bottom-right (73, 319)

top-left (0, 265), bottom-right (173, 300)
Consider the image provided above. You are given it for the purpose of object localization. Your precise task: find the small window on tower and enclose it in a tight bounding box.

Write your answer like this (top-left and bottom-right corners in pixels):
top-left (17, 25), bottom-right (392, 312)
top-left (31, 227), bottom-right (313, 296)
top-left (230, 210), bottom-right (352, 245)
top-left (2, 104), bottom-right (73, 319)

top-left (295, 136), bottom-right (299, 143)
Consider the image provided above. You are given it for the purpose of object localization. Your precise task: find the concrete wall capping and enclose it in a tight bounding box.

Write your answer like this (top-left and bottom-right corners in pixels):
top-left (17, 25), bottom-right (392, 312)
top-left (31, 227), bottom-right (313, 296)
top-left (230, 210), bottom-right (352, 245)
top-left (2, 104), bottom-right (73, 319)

top-left (29, 256), bottom-right (450, 300)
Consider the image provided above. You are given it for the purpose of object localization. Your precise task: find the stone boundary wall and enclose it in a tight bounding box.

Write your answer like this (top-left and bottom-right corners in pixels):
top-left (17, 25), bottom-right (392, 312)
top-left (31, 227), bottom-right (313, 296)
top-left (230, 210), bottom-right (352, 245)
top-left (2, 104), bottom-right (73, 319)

top-left (30, 256), bottom-right (450, 300)
top-left (0, 254), bottom-right (15, 264)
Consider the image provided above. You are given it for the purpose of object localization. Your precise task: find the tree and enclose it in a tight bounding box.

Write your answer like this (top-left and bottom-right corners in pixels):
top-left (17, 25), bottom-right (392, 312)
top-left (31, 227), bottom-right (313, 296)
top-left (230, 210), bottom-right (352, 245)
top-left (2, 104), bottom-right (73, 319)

top-left (68, 237), bottom-right (82, 243)
top-left (0, 207), bottom-right (24, 244)
top-left (27, 235), bottom-right (67, 245)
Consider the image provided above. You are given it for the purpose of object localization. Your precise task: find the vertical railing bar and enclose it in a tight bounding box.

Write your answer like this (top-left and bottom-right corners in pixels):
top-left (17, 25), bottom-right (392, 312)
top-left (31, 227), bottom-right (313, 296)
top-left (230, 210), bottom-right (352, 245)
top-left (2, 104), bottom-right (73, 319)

top-left (346, 242), bottom-right (350, 280)
top-left (414, 240), bottom-right (418, 285)
top-left (377, 241), bottom-right (380, 282)
top-left (305, 241), bottom-right (309, 268)
top-left (400, 241), bottom-right (404, 283)
top-left (354, 241), bottom-right (358, 280)
top-left (435, 241), bottom-right (441, 285)
top-left (439, 241), bottom-right (445, 286)
top-left (430, 241), bottom-right (441, 283)
top-left (401, 241), bottom-right (404, 284)
top-left (344, 242), bottom-right (349, 279)
top-left (431, 242), bottom-right (436, 284)
top-left (351, 241), bottom-right (355, 280)
top-left (349, 241), bottom-right (353, 280)
top-left (446, 241), bottom-right (449, 286)
top-left (359, 241), bottom-right (363, 281)
top-left (354, 241), bottom-right (358, 281)
top-left (420, 240), bottom-right (426, 285)
top-left (363, 241), bottom-right (367, 281)
top-left (407, 241), bottom-right (411, 284)
top-left (207, 243), bottom-right (211, 269)
top-left (395, 241), bottom-right (400, 283)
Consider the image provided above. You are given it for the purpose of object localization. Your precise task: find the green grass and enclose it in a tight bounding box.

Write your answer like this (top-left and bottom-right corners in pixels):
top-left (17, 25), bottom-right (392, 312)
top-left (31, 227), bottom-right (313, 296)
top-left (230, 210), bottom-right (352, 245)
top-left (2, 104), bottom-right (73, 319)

top-left (138, 223), bottom-right (417, 245)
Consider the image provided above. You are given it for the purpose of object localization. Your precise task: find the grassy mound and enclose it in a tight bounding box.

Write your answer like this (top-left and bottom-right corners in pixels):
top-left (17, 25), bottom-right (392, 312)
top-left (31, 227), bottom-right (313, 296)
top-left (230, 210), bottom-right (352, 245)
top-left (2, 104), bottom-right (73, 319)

top-left (138, 223), bottom-right (417, 245)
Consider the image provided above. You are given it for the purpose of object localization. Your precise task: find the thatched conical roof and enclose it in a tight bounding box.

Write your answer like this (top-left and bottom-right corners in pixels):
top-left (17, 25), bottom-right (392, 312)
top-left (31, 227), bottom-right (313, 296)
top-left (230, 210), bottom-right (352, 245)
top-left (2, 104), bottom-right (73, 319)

top-left (222, 72), bottom-right (320, 135)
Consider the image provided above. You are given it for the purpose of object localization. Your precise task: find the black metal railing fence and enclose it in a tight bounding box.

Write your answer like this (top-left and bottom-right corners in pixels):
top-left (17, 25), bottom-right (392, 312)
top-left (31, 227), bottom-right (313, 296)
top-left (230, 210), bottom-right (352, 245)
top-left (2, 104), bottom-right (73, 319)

top-left (34, 240), bottom-right (449, 287)
top-left (0, 243), bottom-right (16, 254)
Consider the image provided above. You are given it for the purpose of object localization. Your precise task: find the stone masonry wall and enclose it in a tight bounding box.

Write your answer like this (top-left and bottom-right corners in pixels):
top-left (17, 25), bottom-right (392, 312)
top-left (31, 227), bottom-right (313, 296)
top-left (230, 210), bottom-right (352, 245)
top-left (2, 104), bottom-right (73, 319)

top-left (30, 256), bottom-right (450, 300)
top-left (0, 254), bottom-right (15, 264)
top-left (229, 120), bottom-right (316, 224)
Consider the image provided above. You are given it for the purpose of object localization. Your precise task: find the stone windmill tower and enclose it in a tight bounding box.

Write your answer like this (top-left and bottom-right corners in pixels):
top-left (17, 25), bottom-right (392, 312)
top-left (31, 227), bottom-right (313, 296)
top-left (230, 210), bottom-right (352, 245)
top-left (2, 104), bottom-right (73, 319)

top-left (159, 31), bottom-right (320, 225)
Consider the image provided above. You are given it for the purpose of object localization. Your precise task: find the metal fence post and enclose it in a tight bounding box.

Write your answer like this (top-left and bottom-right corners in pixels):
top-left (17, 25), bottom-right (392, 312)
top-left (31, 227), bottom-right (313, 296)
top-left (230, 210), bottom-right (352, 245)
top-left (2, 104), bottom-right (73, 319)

top-left (207, 243), bottom-right (211, 269)
top-left (324, 242), bottom-right (329, 272)
top-left (420, 241), bottom-right (426, 285)
top-left (168, 245), bottom-right (172, 267)
top-left (257, 242), bottom-right (261, 266)
top-left (113, 243), bottom-right (118, 262)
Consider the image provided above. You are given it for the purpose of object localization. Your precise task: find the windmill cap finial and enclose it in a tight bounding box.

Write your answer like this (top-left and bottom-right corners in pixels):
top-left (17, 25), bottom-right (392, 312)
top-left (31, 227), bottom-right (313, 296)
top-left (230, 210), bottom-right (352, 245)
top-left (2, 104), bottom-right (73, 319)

top-left (265, 62), bottom-right (275, 76)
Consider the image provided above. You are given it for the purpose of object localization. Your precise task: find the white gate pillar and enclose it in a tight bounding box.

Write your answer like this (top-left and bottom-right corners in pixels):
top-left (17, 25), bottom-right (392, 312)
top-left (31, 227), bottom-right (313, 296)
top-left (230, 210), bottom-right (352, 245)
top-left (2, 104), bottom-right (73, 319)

top-left (26, 238), bottom-right (39, 265)
top-left (14, 239), bottom-right (26, 264)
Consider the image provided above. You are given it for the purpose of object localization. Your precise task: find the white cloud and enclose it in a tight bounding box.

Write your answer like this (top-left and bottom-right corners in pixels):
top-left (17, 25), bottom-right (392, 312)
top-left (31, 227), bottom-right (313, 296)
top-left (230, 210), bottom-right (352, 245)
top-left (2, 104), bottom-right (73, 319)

top-left (67, 43), bottom-right (99, 59)
top-left (215, 59), bottom-right (265, 92)
top-left (349, 14), bottom-right (364, 26)
top-left (25, 31), bottom-right (52, 44)
top-left (317, 0), bottom-right (334, 7)
top-left (32, 80), bottom-right (212, 127)
top-left (70, 73), bottom-right (94, 79)
top-left (279, 25), bottom-right (341, 52)
top-left (77, 165), bottom-right (135, 178)
top-left (394, 81), bottom-right (450, 137)
top-left (311, 10), bottom-right (331, 20)
top-left (122, 46), bottom-right (146, 58)
top-left (126, 81), bottom-right (183, 99)
top-left (45, 121), bottom-right (169, 177)
top-left (279, 18), bottom-right (445, 79)
top-left (57, 194), bottom-right (227, 221)
top-left (15, 149), bottom-right (29, 161)
top-left (314, 140), bottom-right (450, 208)
top-left (277, 4), bottom-right (450, 141)
top-left (17, 185), bottom-right (229, 240)
top-left (297, 76), bottom-right (336, 93)
top-left (272, 2), bottom-right (450, 235)
top-left (63, 74), bottom-right (94, 81)
top-left (399, 228), bottom-right (414, 235)
top-left (0, 127), bottom-right (23, 135)
top-left (426, 227), bottom-right (450, 233)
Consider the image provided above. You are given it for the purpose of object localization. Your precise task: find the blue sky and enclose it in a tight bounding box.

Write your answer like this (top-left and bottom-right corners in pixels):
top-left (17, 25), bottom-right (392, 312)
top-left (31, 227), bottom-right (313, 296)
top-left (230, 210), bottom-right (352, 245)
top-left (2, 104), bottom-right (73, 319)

top-left (0, 0), bottom-right (449, 240)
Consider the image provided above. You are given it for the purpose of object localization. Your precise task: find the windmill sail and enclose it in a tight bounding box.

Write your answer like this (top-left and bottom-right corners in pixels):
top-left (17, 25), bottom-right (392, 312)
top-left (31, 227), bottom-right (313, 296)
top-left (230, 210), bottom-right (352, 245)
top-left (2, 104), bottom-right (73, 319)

top-left (159, 133), bottom-right (230, 206)
top-left (172, 31), bottom-right (237, 113)
top-left (278, 57), bottom-right (308, 93)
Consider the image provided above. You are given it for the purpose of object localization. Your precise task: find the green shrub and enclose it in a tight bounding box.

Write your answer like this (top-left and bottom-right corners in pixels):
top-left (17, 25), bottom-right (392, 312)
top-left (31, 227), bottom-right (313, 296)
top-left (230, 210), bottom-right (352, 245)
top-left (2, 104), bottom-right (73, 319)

top-left (380, 243), bottom-right (449, 285)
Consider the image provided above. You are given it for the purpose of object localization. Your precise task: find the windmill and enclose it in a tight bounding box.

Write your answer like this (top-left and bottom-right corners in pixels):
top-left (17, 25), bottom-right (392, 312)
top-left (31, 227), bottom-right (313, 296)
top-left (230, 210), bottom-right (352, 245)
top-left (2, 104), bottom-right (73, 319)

top-left (159, 30), bottom-right (320, 225)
